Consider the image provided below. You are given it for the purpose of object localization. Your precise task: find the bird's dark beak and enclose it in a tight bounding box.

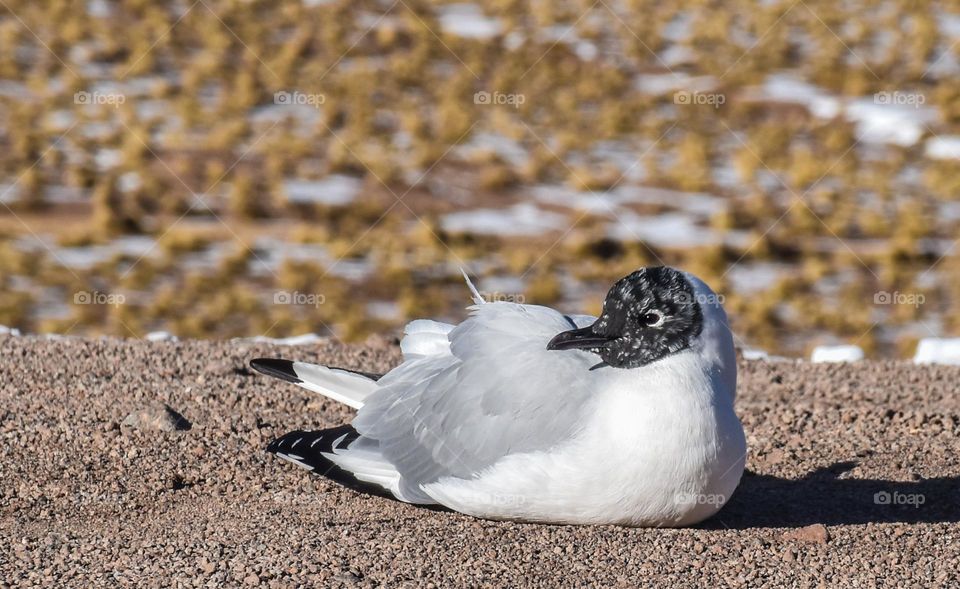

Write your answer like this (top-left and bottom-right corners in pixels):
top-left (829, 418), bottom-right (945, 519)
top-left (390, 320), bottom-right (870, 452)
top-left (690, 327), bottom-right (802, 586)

top-left (546, 325), bottom-right (614, 351)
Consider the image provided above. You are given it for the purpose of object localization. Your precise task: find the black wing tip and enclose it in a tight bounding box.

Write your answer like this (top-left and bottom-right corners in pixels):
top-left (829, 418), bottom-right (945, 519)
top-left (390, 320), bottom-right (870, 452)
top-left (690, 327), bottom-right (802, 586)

top-left (266, 427), bottom-right (393, 499)
top-left (265, 431), bottom-right (297, 454)
top-left (267, 426), bottom-right (358, 455)
top-left (250, 358), bottom-right (301, 384)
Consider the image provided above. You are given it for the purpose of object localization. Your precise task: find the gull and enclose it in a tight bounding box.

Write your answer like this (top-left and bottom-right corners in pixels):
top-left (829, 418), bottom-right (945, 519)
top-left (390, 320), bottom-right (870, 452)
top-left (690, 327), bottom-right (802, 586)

top-left (251, 266), bottom-right (746, 527)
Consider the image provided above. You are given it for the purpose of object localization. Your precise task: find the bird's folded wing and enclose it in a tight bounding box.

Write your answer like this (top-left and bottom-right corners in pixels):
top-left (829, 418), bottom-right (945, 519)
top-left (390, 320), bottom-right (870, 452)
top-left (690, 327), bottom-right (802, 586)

top-left (352, 303), bottom-right (599, 502)
top-left (398, 319), bottom-right (455, 359)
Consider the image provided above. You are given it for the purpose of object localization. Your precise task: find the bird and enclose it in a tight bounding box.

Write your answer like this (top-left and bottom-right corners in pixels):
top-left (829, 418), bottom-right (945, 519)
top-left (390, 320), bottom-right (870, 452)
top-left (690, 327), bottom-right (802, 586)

top-left (251, 266), bottom-right (746, 527)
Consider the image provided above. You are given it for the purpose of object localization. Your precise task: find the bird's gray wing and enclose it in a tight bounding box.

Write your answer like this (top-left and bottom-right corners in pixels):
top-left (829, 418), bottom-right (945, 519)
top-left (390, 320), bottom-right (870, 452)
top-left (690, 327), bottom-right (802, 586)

top-left (351, 303), bottom-right (599, 503)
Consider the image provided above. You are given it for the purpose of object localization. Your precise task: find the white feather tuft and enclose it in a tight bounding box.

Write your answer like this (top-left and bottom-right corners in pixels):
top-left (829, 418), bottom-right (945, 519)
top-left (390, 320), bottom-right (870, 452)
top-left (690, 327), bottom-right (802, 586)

top-left (460, 268), bottom-right (485, 305)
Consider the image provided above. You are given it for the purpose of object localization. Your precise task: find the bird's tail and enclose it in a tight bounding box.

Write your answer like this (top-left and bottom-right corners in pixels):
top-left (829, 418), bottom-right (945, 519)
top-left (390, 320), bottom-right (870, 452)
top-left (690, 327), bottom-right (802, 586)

top-left (252, 359), bottom-right (435, 503)
top-left (250, 358), bottom-right (380, 409)
top-left (266, 427), bottom-right (394, 498)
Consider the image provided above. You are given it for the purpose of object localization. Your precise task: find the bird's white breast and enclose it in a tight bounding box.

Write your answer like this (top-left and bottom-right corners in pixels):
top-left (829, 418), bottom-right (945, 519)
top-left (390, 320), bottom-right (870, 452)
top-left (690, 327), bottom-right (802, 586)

top-left (421, 350), bottom-right (746, 526)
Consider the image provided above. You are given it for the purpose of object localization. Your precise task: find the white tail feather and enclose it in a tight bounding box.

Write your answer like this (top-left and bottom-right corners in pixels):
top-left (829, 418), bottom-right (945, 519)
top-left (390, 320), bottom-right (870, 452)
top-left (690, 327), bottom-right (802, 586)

top-left (287, 362), bottom-right (378, 409)
top-left (323, 447), bottom-right (412, 499)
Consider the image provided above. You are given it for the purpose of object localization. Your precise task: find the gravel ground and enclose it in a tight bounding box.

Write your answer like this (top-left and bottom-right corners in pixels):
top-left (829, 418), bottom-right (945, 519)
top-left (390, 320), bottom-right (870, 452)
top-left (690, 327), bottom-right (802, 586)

top-left (1, 335), bottom-right (958, 587)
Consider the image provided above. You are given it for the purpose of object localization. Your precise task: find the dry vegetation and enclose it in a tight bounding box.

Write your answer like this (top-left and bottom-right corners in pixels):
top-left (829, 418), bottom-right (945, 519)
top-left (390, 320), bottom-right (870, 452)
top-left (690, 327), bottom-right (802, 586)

top-left (0, 0), bottom-right (959, 357)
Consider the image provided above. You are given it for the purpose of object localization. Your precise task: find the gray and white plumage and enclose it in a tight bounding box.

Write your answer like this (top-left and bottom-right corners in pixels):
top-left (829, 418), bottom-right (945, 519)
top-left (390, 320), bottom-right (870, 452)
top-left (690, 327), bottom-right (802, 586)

top-left (253, 266), bottom-right (746, 527)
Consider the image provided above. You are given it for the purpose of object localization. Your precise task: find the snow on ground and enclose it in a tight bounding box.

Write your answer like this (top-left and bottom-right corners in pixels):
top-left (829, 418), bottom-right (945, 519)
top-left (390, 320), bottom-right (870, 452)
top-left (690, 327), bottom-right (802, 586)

top-left (633, 73), bottom-right (719, 96)
top-left (726, 262), bottom-right (788, 294)
top-left (283, 175), bottom-right (362, 206)
top-left (251, 238), bottom-right (373, 281)
top-left (437, 4), bottom-right (503, 39)
top-left (741, 348), bottom-right (770, 360)
top-left (746, 74), bottom-right (841, 118)
top-left (744, 74), bottom-right (938, 146)
top-left (145, 331), bottom-right (179, 342)
top-left (925, 136), bottom-right (960, 160)
top-left (456, 132), bottom-right (529, 167)
top-left (608, 211), bottom-right (722, 248)
top-left (811, 345), bottom-right (865, 363)
top-left (441, 203), bottom-right (568, 236)
top-left (50, 236), bottom-right (158, 271)
top-left (913, 338), bottom-right (960, 365)
top-left (844, 98), bottom-right (937, 146)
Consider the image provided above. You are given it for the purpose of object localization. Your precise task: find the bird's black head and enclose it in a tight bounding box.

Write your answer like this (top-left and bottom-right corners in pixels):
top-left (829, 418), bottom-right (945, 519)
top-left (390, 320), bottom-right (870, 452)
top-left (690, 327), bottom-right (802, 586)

top-left (547, 266), bottom-right (704, 369)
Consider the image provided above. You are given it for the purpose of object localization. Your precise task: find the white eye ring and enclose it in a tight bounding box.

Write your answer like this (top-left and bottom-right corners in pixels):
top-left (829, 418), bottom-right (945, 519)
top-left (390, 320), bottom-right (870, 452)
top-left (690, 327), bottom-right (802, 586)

top-left (640, 309), bottom-right (665, 328)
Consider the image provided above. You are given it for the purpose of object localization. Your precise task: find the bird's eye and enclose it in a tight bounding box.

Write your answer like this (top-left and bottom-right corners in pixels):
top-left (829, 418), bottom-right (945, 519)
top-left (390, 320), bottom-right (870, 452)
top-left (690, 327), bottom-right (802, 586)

top-left (639, 310), bottom-right (665, 328)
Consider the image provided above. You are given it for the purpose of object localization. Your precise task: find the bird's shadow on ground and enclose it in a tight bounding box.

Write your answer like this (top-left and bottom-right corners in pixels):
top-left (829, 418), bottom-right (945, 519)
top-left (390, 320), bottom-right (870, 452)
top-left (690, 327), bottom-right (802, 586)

top-left (273, 433), bottom-right (958, 529)
top-left (703, 461), bottom-right (960, 529)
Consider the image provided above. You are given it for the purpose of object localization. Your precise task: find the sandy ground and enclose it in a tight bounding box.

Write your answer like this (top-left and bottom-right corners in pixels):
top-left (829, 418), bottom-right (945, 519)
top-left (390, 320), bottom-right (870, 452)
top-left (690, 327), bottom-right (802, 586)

top-left (1, 335), bottom-right (958, 588)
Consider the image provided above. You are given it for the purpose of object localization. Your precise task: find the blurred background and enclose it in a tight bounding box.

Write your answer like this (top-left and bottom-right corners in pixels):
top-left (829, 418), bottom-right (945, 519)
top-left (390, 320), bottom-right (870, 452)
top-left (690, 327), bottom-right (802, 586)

top-left (0, 0), bottom-right (959, 359)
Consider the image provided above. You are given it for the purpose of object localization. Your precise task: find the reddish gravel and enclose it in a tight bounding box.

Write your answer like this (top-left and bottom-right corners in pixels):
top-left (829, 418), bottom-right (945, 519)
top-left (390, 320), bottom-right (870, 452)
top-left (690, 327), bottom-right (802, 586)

top-left (1, 335), bottom-right (958, 587)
